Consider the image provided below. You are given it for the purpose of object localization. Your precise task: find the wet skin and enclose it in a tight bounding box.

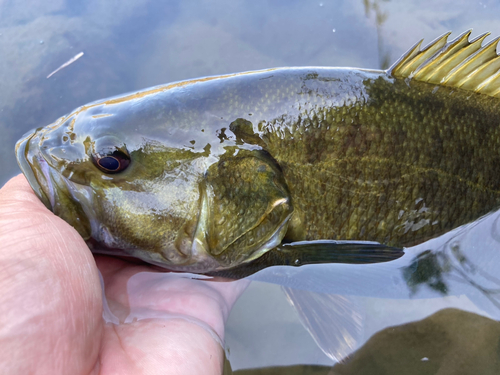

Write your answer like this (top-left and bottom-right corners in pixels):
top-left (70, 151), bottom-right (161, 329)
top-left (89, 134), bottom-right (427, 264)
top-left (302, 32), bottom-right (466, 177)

top-left (16, 67), bottom-right (500, 273)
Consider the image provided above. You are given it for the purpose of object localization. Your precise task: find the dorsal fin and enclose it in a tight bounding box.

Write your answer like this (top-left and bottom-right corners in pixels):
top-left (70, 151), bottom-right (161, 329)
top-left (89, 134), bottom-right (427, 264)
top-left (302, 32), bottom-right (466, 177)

top-left (388, 30), bottom-right (500, 98)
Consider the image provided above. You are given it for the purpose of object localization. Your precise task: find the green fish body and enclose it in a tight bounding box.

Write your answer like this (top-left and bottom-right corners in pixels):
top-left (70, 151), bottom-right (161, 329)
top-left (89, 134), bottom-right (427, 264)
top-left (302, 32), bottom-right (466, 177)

top-left (16, 31), bottom-right (500, 273)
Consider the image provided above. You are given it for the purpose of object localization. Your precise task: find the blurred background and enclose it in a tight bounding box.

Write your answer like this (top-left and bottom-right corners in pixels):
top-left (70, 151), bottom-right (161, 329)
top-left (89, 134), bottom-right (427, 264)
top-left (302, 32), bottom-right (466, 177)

top-left (2, 1), bottom-right (500, 373)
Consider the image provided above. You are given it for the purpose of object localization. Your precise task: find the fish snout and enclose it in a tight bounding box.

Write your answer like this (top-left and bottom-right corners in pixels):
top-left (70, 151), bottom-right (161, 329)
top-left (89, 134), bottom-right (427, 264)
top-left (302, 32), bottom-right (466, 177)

top-left (37, 117), bottom-right (89, 178)
top-left (16, 125), bottom-right (93, 238)
top-left (16, 128), bottom-right (53, 210)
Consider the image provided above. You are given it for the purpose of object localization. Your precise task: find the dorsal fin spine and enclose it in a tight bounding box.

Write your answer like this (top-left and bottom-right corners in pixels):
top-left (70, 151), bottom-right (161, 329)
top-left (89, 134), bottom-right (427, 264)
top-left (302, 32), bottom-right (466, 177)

top-left (387, 40), bottom-right (423, 75)
top-left (477, 71), bottom-right (500, 95)
top-left (389, 30), bottom-right (500, 99)
top-left (445, 37), bottom-right (500, 86)
top-left (416, 30), bottom-right (472, 81)
top-left (398, 32), bottom-right (451, 76)
top-left (429, 33), bottom-right (490, 83)
top-left (458, 53), bottom-right (500, 90)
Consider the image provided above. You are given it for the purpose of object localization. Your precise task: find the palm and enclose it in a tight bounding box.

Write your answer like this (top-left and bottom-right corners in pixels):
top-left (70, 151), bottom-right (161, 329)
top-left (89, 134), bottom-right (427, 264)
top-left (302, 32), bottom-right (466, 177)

top-left (0, 176), bottom-right (246, 374)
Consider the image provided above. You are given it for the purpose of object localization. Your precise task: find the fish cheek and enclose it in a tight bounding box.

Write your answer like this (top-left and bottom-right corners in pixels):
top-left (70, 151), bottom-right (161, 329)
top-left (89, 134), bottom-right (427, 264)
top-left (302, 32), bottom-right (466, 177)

top-left (204, 150), bottom-right (293, 267)
top-left (93, 181), bottom-right (201, 264)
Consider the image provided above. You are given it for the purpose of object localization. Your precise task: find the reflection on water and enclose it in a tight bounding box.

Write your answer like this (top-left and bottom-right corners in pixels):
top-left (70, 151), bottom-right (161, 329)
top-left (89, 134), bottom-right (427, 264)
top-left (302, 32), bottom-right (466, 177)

top-left (283, 289), bottom-right (363, 363)
top-left (4, 0), bottom-right (500, 374)
top-left (403, 250), bottom-right (449, 295)
top-left (403, 217), bottom-right (500, 311)
top-left (363, 0), bottom-right (391, 69)
top-left (226, 309), bottom-right (500, 374)
top-left (331, 308), bottom-right (500, 375)
top-left (403, 240), bottom-right (500, 306)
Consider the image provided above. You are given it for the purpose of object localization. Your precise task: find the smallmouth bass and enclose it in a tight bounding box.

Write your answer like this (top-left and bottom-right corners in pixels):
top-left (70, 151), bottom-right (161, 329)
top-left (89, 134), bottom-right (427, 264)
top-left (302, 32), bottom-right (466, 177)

top-left (15, 30), bottom-right (500, 274)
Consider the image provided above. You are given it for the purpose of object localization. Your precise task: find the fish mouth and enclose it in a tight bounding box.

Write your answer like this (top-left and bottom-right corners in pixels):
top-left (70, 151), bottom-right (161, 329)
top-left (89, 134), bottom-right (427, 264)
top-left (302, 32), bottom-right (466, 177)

top-left (16, 128), bottom-right (55, 211)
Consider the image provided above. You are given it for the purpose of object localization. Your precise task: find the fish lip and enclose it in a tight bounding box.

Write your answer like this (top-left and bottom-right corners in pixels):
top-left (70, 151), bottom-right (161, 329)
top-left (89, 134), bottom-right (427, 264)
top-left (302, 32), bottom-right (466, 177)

top-left (15, 128), bottom-right (53, 210)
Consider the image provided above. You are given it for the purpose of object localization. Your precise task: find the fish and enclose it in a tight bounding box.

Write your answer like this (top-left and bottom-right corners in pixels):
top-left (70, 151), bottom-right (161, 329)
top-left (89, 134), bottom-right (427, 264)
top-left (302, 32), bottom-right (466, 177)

top-left (15, 30), bottom-right (500, 275)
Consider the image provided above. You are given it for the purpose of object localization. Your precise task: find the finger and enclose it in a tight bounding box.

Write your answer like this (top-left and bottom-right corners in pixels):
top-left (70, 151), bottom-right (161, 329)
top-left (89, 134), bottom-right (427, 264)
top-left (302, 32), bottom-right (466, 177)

top-left (99, 318), bottom-right (225, 375)
top-left (95, 256), bottom-right (247, 375)
top-left (0, 175), bottom-right (103, 374)
top-left (95, 255), bottom-right (249, 339)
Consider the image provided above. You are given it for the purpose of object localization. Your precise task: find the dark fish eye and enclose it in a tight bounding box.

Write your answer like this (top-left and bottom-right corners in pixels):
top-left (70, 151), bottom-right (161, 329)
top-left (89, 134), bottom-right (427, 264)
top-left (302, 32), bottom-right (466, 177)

top-left (94, 150), bottom-right (130, 173)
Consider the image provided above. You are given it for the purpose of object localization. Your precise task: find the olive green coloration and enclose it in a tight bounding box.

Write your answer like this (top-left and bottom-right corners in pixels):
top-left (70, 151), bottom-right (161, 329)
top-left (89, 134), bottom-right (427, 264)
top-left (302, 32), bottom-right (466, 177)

top-left (16, 31), bottom-right (500, 273)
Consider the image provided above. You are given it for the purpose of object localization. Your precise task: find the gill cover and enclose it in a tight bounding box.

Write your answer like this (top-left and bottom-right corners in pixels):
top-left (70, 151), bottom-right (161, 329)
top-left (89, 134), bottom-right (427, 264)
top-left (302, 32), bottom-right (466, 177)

top-left (201, 149), bottom-right (293, 267)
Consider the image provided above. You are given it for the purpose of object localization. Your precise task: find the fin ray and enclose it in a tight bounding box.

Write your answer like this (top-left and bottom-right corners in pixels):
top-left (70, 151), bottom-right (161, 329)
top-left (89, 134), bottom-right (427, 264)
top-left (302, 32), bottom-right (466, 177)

top-left (283, 288), bottom-right (363, 362)
top-left (426, 32), bottom-right (490, 83)
top-left (416, 30), bottom-right (472, 81)
top-left (459, 54), bottom-right (500, 90)
top-left (389, 30), bottom-right (500, 98)
top-left (398, 32), bottom-right (451, 77)
top-left (445, 37), bottom-right (500, 86)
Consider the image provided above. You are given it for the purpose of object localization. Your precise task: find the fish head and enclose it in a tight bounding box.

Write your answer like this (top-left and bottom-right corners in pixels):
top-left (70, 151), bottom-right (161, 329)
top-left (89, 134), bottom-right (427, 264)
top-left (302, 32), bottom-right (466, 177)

top-left (15, 95), bottom-right (292, 272)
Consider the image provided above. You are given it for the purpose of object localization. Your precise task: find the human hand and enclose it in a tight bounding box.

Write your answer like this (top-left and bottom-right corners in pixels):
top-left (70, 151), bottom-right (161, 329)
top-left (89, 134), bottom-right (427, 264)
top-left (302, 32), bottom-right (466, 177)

top-left (0, 175), bottom-right (247, 375)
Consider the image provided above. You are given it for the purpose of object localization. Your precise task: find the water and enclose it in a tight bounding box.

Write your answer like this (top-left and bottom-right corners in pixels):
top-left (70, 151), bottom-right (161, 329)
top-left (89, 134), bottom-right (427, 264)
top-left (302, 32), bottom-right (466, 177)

top-left (225, 211), bottom-right (500, 372)
top-left (3, 0), bottom-right (500, 373)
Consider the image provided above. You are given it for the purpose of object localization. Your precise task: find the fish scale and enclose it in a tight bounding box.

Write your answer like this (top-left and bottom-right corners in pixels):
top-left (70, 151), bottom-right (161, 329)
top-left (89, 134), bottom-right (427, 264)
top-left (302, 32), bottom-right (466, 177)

top-left (265, 76), bottom-right (500, 247)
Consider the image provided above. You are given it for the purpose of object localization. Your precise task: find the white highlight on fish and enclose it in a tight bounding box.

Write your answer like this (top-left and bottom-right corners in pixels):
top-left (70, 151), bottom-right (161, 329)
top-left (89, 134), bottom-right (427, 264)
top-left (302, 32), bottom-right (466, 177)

top-left (47, 52), bottom-right (84, 79)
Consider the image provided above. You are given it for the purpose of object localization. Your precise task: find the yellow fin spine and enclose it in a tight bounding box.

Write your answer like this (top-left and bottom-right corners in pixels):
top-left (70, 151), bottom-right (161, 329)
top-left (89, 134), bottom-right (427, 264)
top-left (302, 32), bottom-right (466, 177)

top-left (425, 32), bottom-right (490, 84)
top-left (478, 70), bottom-right (500, 95)
top-left (416, 30), bottom-right (472, 81)
top-left (444, 36), bottom-right (500, 86)
top-left (458, 53), bottom-right (500, 90)
top-left (387, 39), bottom-right (424, 76)
top-left (389, 30), bottom-right (500, 98)
top-left (399, 32), bottom-right (451, 77)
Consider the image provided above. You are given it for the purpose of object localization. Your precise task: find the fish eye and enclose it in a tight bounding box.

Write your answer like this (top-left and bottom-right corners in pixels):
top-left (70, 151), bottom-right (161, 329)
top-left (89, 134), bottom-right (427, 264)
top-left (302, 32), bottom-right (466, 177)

top-left (94, 150), bottom-right (130, 173)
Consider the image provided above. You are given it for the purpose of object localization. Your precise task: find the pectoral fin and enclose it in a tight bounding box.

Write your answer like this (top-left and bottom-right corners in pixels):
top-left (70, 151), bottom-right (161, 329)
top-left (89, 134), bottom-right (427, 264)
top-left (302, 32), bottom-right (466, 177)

top-left (276, 240), bottom-right (404, 265)
top-left (208, 240), bottom-right (404, 279)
